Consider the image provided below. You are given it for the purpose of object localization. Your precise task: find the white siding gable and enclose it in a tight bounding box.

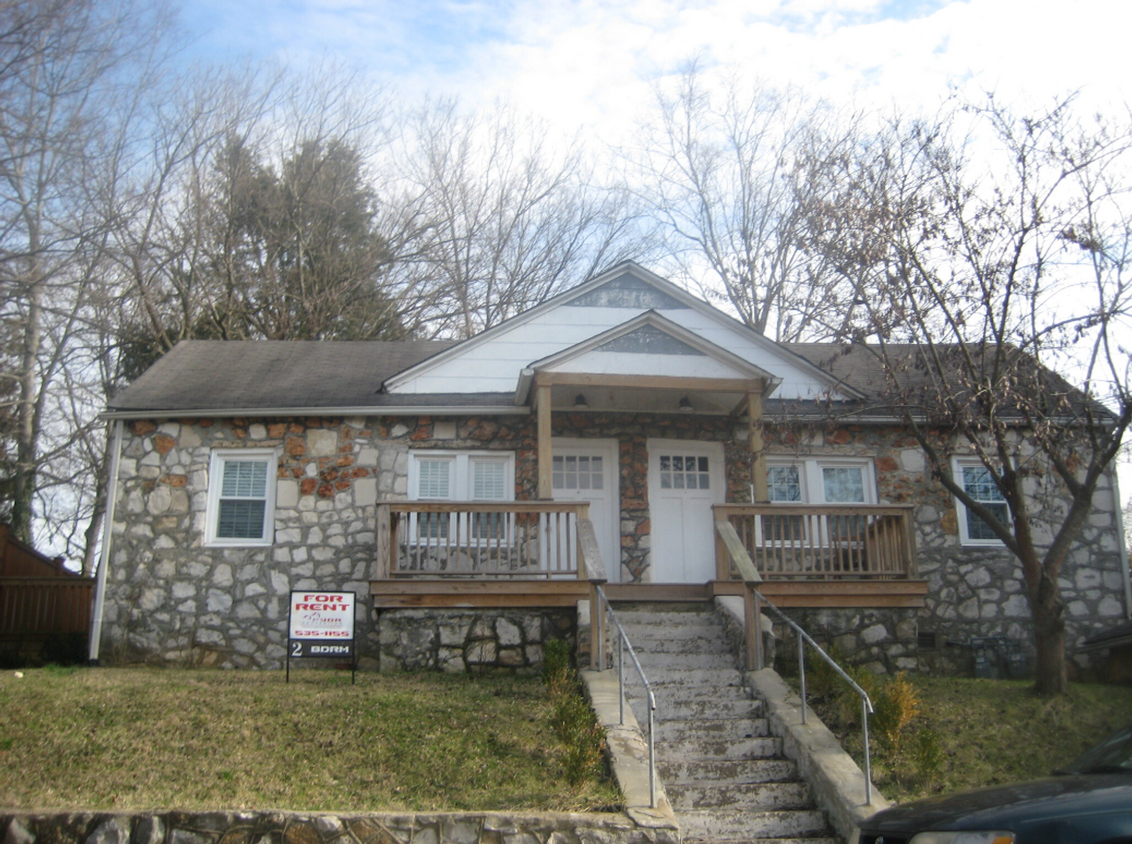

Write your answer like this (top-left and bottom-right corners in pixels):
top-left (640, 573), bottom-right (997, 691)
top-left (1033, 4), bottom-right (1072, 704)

top-left (388, 266), bottom-right (849, 401)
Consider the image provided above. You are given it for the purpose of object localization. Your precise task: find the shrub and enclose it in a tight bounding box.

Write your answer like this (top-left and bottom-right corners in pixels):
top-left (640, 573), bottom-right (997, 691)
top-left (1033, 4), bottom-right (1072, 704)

top-left (872, 672), bottom-right (921, 754)
top-left (910, 726), bottom-right (944, 787)
top-left (541, 637), bottom-right (609, 786)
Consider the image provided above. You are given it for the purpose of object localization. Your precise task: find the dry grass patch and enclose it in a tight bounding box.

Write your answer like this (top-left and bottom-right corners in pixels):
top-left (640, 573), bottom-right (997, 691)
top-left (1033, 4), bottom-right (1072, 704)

top-left (815, 674), bottom-right (1132, 803)
top-left (0, 666), bottom-right (621, 813)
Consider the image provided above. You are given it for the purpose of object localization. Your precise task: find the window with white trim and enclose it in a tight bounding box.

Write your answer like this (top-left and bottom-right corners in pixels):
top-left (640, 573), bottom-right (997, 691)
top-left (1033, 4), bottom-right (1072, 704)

top-left (765, 458), bottom-right (876, 505)
top-left (206, 450), bottom-right (277, 546)
top-left (408, 451), bottom-right (515, 541)
top-left (953, 458), bottom-right (1008, 544)
top-left (762, 458), bottom-right (876, 541)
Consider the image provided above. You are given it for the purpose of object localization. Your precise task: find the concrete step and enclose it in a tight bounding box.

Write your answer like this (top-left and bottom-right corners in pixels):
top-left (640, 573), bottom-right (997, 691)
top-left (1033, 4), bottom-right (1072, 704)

top-left (632, 681), bottom-right (752, 702)
top-left (656, 734), bottom-right (781, 759)
top-left (632, 696), bottom-right (761, 722)
top-left (614, 611), bottom-right (717, 627)
top-left (632, 651), bottom-right (737, 672)
top-left (667, 780), bottom-right (811, 811)
top-left (678, 808), bottom-right (831, 840)
top-left (659, 757), bottom-right (798, 785)
top-left (624, 634), bottom-right (734, 655)
top-left (617, 617), bottom-right (724, 635)
top-left (654, 715), bottom-right (771, 741)
top-left (623, 667), bottom-right (744, 688)
top-left (679, 832), bottom-right (842, 837)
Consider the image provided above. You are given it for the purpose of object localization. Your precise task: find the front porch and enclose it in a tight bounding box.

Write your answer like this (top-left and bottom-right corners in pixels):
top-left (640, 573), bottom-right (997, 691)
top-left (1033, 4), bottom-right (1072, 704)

top-left (370, 500), bottom-right (928, 610)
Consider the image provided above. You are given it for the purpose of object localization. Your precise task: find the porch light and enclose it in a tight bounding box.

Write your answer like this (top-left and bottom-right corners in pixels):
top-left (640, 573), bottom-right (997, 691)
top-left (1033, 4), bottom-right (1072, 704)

top-left (679, 396), bottom-right (693, 412)
top-left (573, 393), bottom-right (589, 409)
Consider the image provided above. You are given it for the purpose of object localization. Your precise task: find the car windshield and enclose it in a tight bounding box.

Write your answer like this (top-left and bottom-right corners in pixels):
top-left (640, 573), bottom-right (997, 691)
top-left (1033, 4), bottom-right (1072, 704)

top-left (1059, 725), bottom-right (1132, 775)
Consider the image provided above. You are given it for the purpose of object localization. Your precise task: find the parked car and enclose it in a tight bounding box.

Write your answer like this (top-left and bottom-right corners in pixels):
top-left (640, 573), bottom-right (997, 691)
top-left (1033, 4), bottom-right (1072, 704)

top-left (855, 723), bottom-right (1132, 844)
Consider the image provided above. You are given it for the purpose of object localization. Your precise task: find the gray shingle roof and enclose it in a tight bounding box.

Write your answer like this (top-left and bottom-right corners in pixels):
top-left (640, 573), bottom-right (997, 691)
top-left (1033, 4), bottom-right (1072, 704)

top-left (108, 340), bottom-right (458, 413)
top-left (107, 338), bottom-right (1096, 421)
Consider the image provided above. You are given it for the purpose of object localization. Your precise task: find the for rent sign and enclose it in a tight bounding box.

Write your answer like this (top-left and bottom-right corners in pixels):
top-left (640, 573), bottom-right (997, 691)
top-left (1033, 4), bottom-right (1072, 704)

top-left (288, 591), bottom-right (356, 659)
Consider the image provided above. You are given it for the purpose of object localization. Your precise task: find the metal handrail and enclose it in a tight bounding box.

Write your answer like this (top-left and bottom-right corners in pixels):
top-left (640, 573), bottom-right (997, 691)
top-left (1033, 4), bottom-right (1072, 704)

top-left (593, 585), bottom-right (658, 808)
top-left (753, 590), bottom-right (875, 804)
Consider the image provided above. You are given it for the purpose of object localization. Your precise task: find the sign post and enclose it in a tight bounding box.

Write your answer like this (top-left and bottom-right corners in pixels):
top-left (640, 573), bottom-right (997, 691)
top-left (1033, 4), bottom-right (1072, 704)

top-left (287, 590), bottom-right (357, 684)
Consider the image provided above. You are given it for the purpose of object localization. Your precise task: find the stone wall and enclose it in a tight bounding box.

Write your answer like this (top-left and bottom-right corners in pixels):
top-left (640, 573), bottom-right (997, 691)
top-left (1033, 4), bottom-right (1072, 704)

top-left (761, 421), bottom-right (1129, 675)
top-left (377, 609), bottom-right (576, 672)
top-left (1, 810), bottom-right (676, 844)
top-left (102, 412), bottom-right (1130, 675)
top-left (104, 417), bottom-right (391, 669)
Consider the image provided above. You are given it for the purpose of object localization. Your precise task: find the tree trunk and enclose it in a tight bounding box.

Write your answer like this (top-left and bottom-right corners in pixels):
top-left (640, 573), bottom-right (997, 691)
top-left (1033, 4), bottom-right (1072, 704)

top-left (1031, 572), bottom-right (1068, 695)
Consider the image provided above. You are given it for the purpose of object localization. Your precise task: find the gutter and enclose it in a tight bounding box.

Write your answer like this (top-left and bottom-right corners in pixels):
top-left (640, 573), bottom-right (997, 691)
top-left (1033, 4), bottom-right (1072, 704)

top-left (89, 419), bottom-right (124, 664)
top-left (102, 405), bottom-right (532, 421)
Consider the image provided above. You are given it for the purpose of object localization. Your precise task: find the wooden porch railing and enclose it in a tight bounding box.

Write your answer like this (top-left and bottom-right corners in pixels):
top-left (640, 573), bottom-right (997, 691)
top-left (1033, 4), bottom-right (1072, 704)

top-left (0, 577), bottom-right (94, 638)
top-left (714, 503), bottom-right (917, 580)
top-left (376, 501), bottom-right (595, 579)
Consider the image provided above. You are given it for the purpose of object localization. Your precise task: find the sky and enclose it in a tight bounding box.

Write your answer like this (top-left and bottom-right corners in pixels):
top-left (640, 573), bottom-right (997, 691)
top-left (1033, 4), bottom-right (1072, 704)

top-left (173, 0), bottom-right (1132, 502)
top-left (177, 0), bottom-right (1132, 148)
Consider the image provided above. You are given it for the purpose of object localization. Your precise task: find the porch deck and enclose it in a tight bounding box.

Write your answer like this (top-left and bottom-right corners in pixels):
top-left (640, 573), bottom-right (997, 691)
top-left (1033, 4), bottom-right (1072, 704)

top-left (370, 501), bottom-right (928, 609)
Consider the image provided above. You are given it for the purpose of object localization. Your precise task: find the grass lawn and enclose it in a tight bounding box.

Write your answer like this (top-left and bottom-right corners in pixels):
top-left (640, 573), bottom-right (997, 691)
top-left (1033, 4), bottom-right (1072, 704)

top-left (827, 675), bottom-right (1132, 804)
top-left (0, 666), bottom-right (621, 813)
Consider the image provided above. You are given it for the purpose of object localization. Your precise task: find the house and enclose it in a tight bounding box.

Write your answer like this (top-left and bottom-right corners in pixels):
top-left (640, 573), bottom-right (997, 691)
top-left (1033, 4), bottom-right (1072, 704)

top-left (92, 262), bottom-right (1132, 674)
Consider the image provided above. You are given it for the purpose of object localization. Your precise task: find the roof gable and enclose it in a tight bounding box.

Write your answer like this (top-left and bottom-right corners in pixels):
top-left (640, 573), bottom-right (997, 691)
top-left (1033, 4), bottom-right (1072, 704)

top-left (529, 310), bottom-right (779, 381)
top-left (386, 261), bottom-right (861, 401)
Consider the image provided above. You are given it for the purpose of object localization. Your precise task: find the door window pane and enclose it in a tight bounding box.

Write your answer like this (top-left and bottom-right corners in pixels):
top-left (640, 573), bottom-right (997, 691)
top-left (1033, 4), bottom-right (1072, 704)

top-left (660, 454), bottom-right (708, 491)
top-left (553, 455), bottom-right (604, 491)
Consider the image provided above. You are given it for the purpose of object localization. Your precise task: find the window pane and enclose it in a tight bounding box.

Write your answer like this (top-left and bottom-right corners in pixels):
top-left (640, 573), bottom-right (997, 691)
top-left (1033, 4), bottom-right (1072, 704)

top-left (472, 460), bottom-right (507, 500)
top-left (768, 466), bottom-right (802, 502)
top-left (217, 500), bottom-right (266, 539)
top-left (221, 460), bottom-right (268, 498)
top-left (823, 467), bottom-right (865, 503)
top-left (966, 503), bottom-right (1007, 539)
top-left (418, 460), bottom-right (451, 499)
top-left (962, 465), bottom-right (1007, 539)
top-left (962, 466), bottom-right (1005, 502)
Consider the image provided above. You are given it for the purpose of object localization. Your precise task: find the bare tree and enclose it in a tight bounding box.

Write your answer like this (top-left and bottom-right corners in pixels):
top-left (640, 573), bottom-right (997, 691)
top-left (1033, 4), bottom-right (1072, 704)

top-left (834, 97), bottom-right (1132, 694)
top-left (389, 101), bottom-right (646, 339)
top-left (0, 0), bottom-right (169, 545)
top-left (633, 63), bottom-right (860, 341)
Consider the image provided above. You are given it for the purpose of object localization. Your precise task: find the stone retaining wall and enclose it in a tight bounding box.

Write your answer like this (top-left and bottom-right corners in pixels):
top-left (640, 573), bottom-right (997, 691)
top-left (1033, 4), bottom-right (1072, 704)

top-left (1, 810), bottom-right (676, 844)
top-left (377, 609), bottom-right (576, 672)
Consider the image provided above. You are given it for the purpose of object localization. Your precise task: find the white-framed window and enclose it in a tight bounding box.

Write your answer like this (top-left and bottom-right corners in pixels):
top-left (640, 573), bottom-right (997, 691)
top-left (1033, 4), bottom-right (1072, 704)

top-left (765, 458), bottom-right (876, 505)
top-left (205, 449), bottom-right (277, 546)
top-left (953, 458), bottom-right (1008, 545)
top-left (408, 451), bottom-right (515, 541)
top-left (762, 458), bottom-right (876, 542)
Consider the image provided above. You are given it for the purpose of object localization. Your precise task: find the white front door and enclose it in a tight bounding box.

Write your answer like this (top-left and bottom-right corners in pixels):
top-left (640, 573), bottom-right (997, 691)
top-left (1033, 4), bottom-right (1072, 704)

top-left (552, 439), bottom-right (620, 582)
top-left (647, 439), bottom-right (724, 583)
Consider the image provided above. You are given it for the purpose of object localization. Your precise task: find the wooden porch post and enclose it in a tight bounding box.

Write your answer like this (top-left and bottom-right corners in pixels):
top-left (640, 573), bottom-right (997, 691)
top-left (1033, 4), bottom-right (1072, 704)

top-left (748, 387), bottom-right (769, 503)
top-left (537, 381), bottom-right (553, 499)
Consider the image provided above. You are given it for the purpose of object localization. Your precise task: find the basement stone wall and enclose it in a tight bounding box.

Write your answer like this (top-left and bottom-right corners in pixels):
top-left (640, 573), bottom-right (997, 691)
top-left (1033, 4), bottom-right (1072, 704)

top-left (377, 608), bottom-right (576, 672)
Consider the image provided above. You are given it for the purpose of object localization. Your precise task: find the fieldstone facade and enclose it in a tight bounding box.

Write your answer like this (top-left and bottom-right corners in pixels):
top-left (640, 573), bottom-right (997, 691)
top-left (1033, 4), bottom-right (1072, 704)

top-left (102, 411), bottom-right (1130, 676)
top-left (377, 609), bottom-right (576, 672)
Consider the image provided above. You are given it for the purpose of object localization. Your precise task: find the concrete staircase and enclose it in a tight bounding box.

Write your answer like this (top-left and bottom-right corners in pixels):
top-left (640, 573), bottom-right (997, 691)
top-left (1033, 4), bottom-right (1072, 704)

top-left (616, 603), bottom-right (842, 844)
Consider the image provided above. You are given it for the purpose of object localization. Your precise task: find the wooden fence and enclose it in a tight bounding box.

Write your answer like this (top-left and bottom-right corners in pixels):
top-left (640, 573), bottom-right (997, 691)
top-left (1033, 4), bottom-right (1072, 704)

top-left (0, 577), bottom-right (94, 638)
